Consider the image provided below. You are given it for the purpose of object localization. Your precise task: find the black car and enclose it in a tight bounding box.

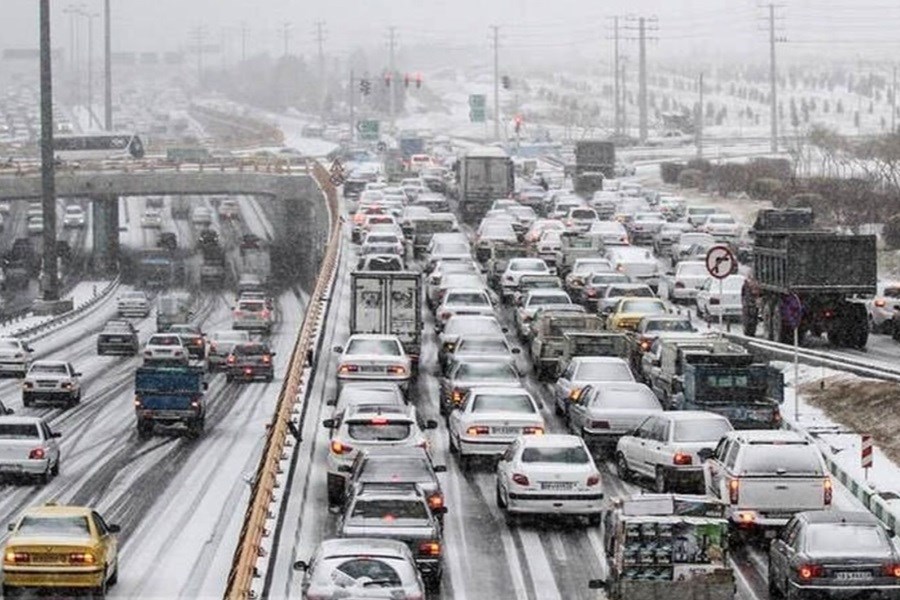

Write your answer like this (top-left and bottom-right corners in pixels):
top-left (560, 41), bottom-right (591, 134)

top-left (226, 342), bottom-right (276, 382)
top-left (167, 323), bottom-right (206, 359)
top-left (157, 231), bottom-right (178, 251)
top-left (97, 319), bottom-right (140, 355)
top-left (768, 510), bottom-right (900, 600)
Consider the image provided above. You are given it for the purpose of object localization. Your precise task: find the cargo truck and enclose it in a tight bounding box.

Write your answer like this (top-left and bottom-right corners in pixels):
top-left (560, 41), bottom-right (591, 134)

top-left (457, 146), bottom-right (515, 224)
top-left (350, 271), bottom-right (422, 373)
top-left (742, 208), bottom-right (876, 348)
top-left (574, 140), bottom-right (615, 178)
top-left (134, 366), bottom-right (207, 439)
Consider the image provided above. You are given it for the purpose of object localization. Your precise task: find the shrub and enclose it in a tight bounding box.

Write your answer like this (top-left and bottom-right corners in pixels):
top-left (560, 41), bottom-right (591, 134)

top-left (749, 178), bottom-right (784, 200)
top-left (660, 162), bottom-right (684, 184)
top-left (678, 169), bottom-right (704, 189)
top-left (883, 214), bottom-right (900, 250)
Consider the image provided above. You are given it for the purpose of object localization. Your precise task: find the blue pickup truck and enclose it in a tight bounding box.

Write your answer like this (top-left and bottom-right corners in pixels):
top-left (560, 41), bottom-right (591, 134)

top-left (134, 366), bottom-right (208, 439)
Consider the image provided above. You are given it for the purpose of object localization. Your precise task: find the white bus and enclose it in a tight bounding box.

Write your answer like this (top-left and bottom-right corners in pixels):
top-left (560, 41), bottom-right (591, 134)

top-left (53, 132), bottom-right (145, 161)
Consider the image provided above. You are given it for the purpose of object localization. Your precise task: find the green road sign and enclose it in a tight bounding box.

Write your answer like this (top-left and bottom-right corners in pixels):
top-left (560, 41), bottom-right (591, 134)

top-left (357, 119), bottom-right (380, 141)
top-left (469, 94), bottom-right (486, 109)
top-left (469, 108), bottom-right (486, 123)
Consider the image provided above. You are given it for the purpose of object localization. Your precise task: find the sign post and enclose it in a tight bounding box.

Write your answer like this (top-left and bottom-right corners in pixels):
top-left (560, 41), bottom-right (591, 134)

top-left (781, 293), bottom-right (803, 421)
top-left (704, 245), bottom-right (736, 338)
top-left (357, 119), bottom-right (380, 141)
top-left (862, 434), bottom-right (873, 480)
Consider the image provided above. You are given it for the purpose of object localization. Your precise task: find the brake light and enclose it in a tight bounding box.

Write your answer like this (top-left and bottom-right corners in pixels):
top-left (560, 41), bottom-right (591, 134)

top-left (331, 440), bottom-right (352, 455)
top-left (639, 338), bottom-right (652, 351)
top-left (875, 299), bottom-right (887, 308)
top-left (511, 473), bottom-right (530, 486)
top-left (427, 494), bottom-right (444, 510)
top-left (728, 478), bottom-right (740, 503)
top-left (673, 452), bottom-right (692, 466)
top-left (243, 368), bottom-right (253, 375)
top-left (4, 552), bottom-right (29, 564)
top-left (586, 289), bottom-right (598, 297)
top-left (227, 355), bottom-right (236, 364)
top-left (370, 417), bottom-right (389, 425)
top-left (451, 388), bottom-right (465, 405)
top-left (69, 552), bottom-right (96, 564)
top-left (586, 474), bottom-right (600, 487)
top-left (133, 397), bottom-right (142, 408)
top-left (28, 448), bottom-right (45, 460)
top-left (261, 309), bottom-right (271, 319)
top-left (882, 564), bottom-right (900, 578)
top-left (338, 364), bottom-right (359, 374)
top-left (22, 382), bottom-right (33, 390)
top-left (443, 342), bottom-right (456, 353)
top-left (674, 281), bottom-right (685, 289)
top-left (386, 365), bottom-right (407, 375)
top-left (466, 426), bottom-right (489, 435)
top-left (823, 309), bottom-right (835, 318)
top-left (522, 426), bottom-right (544, 435)
top-left (440, 312), bottom-right (452, 321)
top-left (589, 420), bottom-right (610, 429)
top-left (418, 541), bottom-right (442, 556)
top-left (798, 564), bottom-right (823, 580)
top-left (824, 477), bottom-right (833, 505)
top-left (616, 265), bottom-right (625, 272)
top-left (262, 355), bottom-right (271, 364)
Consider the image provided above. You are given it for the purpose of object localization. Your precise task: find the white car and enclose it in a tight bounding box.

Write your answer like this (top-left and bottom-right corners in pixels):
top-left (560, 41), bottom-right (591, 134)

top-left (535, 230), bottom-right (562, 270)
top-left (867, 281), bottom-right (900, 333)
top-left (143, 333), bottom-right (190, 365)
top-left (587, 220), bottom-right (630, 246)
top-left (206, 330), bottom-right (251, 370)
top-left (0, 338), bottom-right (34, 378)
top-left (438, 315), bottom-right (507, 367)
top-left (0, 416), bottom-right (61, 483)
top-left (500, 258), bottom-right (552, 300)
top-left (117, 290), bottom-right (151, 318)
top-left (696, 274), bottom-right (745, 321)
top-left (232, 297), bottom-right (273, 334)
top-left (26, 215), bottom-right (43, 234)
top-left (334, 334), bottom-right (412, 393)
top-left (141, 208), bottom-right (163, 229)
top-left (606, 246), bottom-right (660, 291)
top-left (22, 361), bottom-right (82, 407)
top-left (496, 434), bottom-right (604, 524)
top-left (448, 386), bottom-right (545, 469)
top-left (566, 382), bottom-right (663, 454)
top-left (435, 288), bottom-right (496, 331)
top-left (554, 357), bottom-right (636, 417)
top-left (700, 213), bottom-right (741, 238)
top-left (191, 206), bottom-right (213, 227)
top-left (515, 289), bottom-right (573, 339)
top-left (665, 260), bottom-right (709, 302)
top-left (62, 205), bottom-right (86, 228)
top-left (615, 411), bottom-right (733, 493)
top-left (426, 261), bottom-right (480, 307)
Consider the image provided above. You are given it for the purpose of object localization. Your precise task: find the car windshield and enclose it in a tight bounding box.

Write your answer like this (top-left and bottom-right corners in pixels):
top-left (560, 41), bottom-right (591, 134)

top-left (347, 422), bottom-right (412, 441)
top-left (17, 516), bottom-right (91, 538)
top-left (609, 287), bottom-right (653, 298)
top-left (446, 292), bottom-right (489, 306)
top-left (150, 336), bottom-right (181, 346)
top-left (740, 444), bottom-right (824, 475)
top-left (592, 389), bottom-right (660, 409)
top-left (673, 419), bottom-right (732, 443)
top-left (620, 300), bottom-right (666, 314)
top-left (351, 499), bottom-right (428, 520)
top-left (471, 394), bottom-right (535, 413)
top-left (574, 362), bottom-right (634, 381)
top-left (456, 362), bottom-right (517, 381)
top-left (0, 423), bottom-right (40, 439)
top-left (521, 446), bottom-right (590, 464)
top-left (529, 294), bottom-right (570, 306)
top-left (30, 364), bottom-right (68, 375)
top-left (347, 339), bottom-right (402, 356)
top-left (511, 260), bottom-right (547, 271)
top-left (805, 524), bottom-right (889, 553)
top-left (238, 302), bottom-right (265, 312)
top-left (645, 320), bottom-right (693, 333)
top-left (330, 558), bottom-right (403, 586)
top-left (235, 345), bottom-right (269, 356)
top-left (458, 339), bottom-right (508, 353)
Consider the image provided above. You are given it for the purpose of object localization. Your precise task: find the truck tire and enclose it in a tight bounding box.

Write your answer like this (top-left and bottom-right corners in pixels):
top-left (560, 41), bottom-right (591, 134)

top-left (137, 420), bottom-right (153, 440)
top-left (850, 304), bottom-right (869, 349)
top-left (742, 303), bottom-right (758, 337)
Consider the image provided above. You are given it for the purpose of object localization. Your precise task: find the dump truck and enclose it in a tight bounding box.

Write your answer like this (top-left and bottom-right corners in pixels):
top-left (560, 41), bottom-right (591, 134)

top-left (457, 146), bottom-right (515, 224)
top-left (574, 140), bottom-right (615, 178)
top-left (742, 208), bottom-right (876, 348)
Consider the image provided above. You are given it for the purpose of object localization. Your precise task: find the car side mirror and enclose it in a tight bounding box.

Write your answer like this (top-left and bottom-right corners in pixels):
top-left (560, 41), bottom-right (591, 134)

top-left (203, 382), bottom-right (209, 391)
top-left (51, 432), bottom-right (61, 438)
top-left (697, 448), bottom-right (715, 462)
top-left (424, 419), bottom-right (438, 430)
top-left (270, 352), bottom-right (277, 356)
top-left (7, 523), bottom-right (15, 532)
top-left (501, 327), bottom-right (509, 333)
top-left (435, 506), bottom-right (448, 515)
top-left (434, 464), bottom-right (447, 473)
top-left (26, 347), bottom-right (34, 353)
top-left (292, 560), bottom-right (309, 572)
top-left (325, 398), bottom-right (336, 406)
top-left (511, 347), bottom-right (522, 355)
top-left (333, 346), bottom-right (344, 354)
top-left (74, 372), bottom-right (82, 377)
top-left (588, 579), bottom-right (607, 590)
top-left (887, 528), bottom-right (896, 538)
top-left (337, 465), bottom-right (351, 473)
top-left (107, 524), bottom-right (121, 534)
top-left (322, 418), bottom-right (335, 429)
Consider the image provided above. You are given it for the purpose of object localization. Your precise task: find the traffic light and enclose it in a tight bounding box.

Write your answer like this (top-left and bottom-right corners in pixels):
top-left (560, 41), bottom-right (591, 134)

top-left (384, 72), bottom-right (392, 87)
top-left (514, 114), bottom-right (523, 134)
top-left (502, 75), bottom-right (511, 90)
top-left (415, 73), bottom-right (422, 89)
top-left (359, 79), bottom-right (371, 95)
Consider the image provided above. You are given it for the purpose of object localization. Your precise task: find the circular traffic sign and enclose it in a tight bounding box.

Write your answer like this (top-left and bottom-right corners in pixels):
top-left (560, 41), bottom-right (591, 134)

top-left (782, 293), bottom-right (803, 330)
top-left (376, 141), bottom-right (387, 152)
top-left (705, 245), bottom-right (736, 280)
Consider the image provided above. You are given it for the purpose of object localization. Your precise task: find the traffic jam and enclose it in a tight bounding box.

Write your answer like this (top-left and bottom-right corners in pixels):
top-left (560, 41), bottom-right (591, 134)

top-left (291, 146), bottom-right (900, 600)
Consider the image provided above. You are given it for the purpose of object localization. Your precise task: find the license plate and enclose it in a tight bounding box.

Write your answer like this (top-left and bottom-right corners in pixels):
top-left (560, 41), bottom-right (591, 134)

top-left (0, 464), bottom-right (22, 472)
top-left (359, 365), bottom-right (384, 373)
top-left (836, 572), bottom-right (873, 581)
top-left (493, 427), bottom-right (519, 435)
top-left (541, 482), bottom-right (574, 491)
top-left (31, 554), bottom-right (66, 564)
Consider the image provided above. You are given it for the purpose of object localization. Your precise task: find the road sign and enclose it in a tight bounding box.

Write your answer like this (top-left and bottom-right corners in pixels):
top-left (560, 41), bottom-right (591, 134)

top-left (469, 94), bottom-right (486, 109)
top-left (376, 141), bottom-right (387, 152)
top-left (330, 159), bottom-right (344, 175)
top-left (862, 434), bottom-right (874, 469)
top-left (357, 119), bottom-right (380, 141)
top-left (782, 293), bottom-right (803, 330)
top-left (705, 245), bottom-right (736, 280)
top-left (469, 108), bottom-right (486, 123)
top-left (329, 174), bottom-right (345, 186)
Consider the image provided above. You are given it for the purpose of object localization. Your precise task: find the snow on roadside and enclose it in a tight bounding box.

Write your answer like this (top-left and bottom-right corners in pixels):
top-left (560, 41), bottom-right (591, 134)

top-left (0, 279), bottom-right (113, 339)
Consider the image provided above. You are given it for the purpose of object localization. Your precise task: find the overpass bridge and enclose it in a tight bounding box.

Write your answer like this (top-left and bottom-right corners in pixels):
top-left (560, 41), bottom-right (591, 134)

top-left (0, 160), bottom-right (329, 280)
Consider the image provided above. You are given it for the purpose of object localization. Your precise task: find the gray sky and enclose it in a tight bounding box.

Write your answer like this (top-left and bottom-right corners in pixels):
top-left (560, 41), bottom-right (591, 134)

top-left (3, 1), bottom-right (900, 62)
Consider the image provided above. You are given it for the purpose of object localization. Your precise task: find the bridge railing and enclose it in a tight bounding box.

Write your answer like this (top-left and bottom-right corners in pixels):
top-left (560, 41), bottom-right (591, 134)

top-left (0, 156), bottom-right (309, 178)
top-left (223, 159), bottom-right (340, 599)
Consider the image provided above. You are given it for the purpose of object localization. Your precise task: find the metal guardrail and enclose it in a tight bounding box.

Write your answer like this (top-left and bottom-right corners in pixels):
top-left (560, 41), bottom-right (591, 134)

top-left (224, 159), bottom-right (341, 600)
top-left (0, 157), bottom-right (309, 178)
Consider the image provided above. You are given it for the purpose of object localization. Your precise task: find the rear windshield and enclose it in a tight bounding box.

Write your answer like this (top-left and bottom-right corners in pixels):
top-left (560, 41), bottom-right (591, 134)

top-left (521, 446), bottom-right (589, 464)
top-left (884, 287), bottom-right (900, 299)
top-left (347, 339), bottom-right (402, 356)
top-left (18, 516), bottom-right (90, 538)
top-left (645, 320), bottom-right (693, 333)
top-left (150, 336), bottom-right (181, 346)
top-left (593, 388), bottom-right (660, 409)
top-left (458, 339), bottom-right (508, 353)
top-left (620, 300), bottom-right (666, 314)
top-left (472, 394), bottom-right (535, 413)
top-left (234, 345), bottom-right (270, 356)
top-left (446, 292), bottom-right (489, 306)
top-left (0, 424), bottom-right (40, 439)
top-left (805, 524), bottom-right (889, 553)
top-left (351, 499), bottom-right (428, 520)
top-left (571, 209), bottom-right (596, 219)
top-left (30, 364), bottom-right (68, 375)
top-left (347, 422), bottom-right (412, 441)
top-left (739, 444), bottom-right (824, 475)
top-left (674, 419), bottom-right (733, 443)
top-left (590, 274), bottom-right (629, 285)
top-left (510, 260), bottom-right (547, 271)
top-left (435, 243), bottom-right (469, 254)
top-left (574, 362), bottom-right (634, 381)
top-left (447, 319), bottom-right (502, 336)
top-left (238, 302), bottom-right (265, 312)
top-left (609, 287), bottom-right (653, 298)
top-left (529, 294), bottom-right (570, 306)
top-left (456, 363), bottom-right (517, 381)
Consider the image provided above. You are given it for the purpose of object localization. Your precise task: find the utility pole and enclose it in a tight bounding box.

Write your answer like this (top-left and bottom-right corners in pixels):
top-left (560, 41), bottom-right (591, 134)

top-left (763, 3), bottom-right (785, 153)
top-left (191, 26), bottom-right (208, 84)
top-left (103, 0), bottom-right (112, 130)
top-left (63, 5), bottom-right (83, 107)
top-left (281, 22), bottom-right (292, 57)
top-left (893, 64), bottom-right (897, 133)
top-left (621, 59), bottom-right (628, 137)
top-left (491, 25), bottom-right (500, 141)
top-left (39, 0), bottom-right (59, 302)
top-left (349, 69), bottom-right (355, 143)
top-left (697, 72), bottom-right (704, 158)
top-left (388, 26), bottom-right (397, 134)
top-left (613, 17), bottom-right (620, 135)
top-left (625, 16), bottom-right (657, 144)
top-left (84, 11), bottom-right (98, 128)
top-left (315, 21), bottom-right (327, 118)
top-left (240, 23), bottom-right (248, 62)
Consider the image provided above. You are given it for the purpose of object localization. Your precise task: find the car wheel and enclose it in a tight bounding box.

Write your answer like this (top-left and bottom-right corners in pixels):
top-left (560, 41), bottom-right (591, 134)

top-left (458, 453), bottom-right (470, 471)
top-left (266, 375), bottom-right (274, 382)
top-left (767, 561), bottom-right (783, 598)
top-left (22, 395), bottom-right (32, 408)
top-left (496, 483), bottom-right (507, 509)
top-left (654, 467), bottom-right (669, 493)
top-left (504, 510), bottom-right (519, 527)
top-left (226, 374), bottom-right (234, 383)
top-left (92, 567), bottom-right (108, 599)
top-left (785, 580), bottom-right (800, 600)
top-left (448, 433), bottom-right (459, 454)
top-left (2, 584), bottom-right (20, 598)
top-left (51, 456), bottom-right (60, 477)
top-left (554, 399), bottom-right (564, 417)
top-left (108, 561), bottom-right (119, 586)
top-left (587, 513), bottom-right (602, 527)
top-left (616, 452), bottom-right (633, 482)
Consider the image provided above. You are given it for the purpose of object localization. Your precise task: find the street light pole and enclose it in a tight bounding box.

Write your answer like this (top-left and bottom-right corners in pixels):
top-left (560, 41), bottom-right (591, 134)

top-left (39, 0), bottom-right (59, 302)
top-left (103, 0), bottom-right (112, 130)
top-left (84, 12), bottom-right (98, 129)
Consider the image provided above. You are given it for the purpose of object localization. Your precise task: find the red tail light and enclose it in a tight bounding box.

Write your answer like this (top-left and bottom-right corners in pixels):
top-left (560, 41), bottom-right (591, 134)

top-left (728, 478), bottom-right (740, 504)
top-left (875, 299), bottom-right (887, 308)
top-left (417, 541), bottom-right (442, 556)
top-left (262, 355), bottom-right (271, 364)
top-left (195, 339), bottom-right (203, 346)
top-left (522, 426), bottom-right (544, 435)
top-left (370, 417), bottom-right (389, 425)
top-left (451, 388), bottom-right (465, 405)
top-left (823, 309), bottom-right (835, 318)
top-left (466, 426), bottom-right (489, 435)
top-left (68, 552), bottom-right (96, 564)
top-left (4, 552), bottom-right (30, 564)
top-left (586, 473), bottom-right (600, 487)
top-left (798, 564), bottom-right (823, 580)
top-left (243, 368), bottom-right (253, 375)
top-left (28, 448), bottom-right (45, 460)
top-left (673, 452), bottom-right (692, 466)
top-left (227, 355), bottom-right (236, 364)
top-left (709, 298), bottom-right (721, 305)
top-left (586, 289), bottom-right (598, 297)
top-left (427, 494), bottom-right (444, 510)
top-left (386, 365), bottom-right (407, 375)
top-left (824, 478), bottom-right (833, 505)
top-left (440, 311), bottom-right (452, 320)
top-left (338, 364), bottom-right (359, 374)
top-left (674, 281), bottom-right (685, 289)
top-left (511, 473), bottom-right (530, 486)
top-left (639, 338), bottom-right (652, 351)
top-left (261, 310), bottom-right (271, 319)
top-left (589, 420), bottom-right (610, 430)
top-left (331, 440), bottom-right (352, 455)
top-left (133, 397), bottom-right (142, 408)
top-left (882, 564), bottom-right (900, 578)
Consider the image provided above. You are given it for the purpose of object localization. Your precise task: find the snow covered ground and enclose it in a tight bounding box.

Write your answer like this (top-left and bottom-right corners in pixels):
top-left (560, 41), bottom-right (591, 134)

top-left (0, 279), bottom-right (114, 339)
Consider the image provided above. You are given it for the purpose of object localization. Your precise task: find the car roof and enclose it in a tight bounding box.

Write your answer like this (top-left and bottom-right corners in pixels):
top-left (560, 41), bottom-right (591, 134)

top-left (31, 360), bottom-right (68, 367)
top-left (360, 446), bottom-right (431, 459)
top-left (798, 510), bottom-right (879, 526)
top-left (572, 356), bottom-right (628, 364)
top-left (346, 333), bottom-right (401, 341)
top-left (518, 433), bottom-right (584, 448)
top-left (20, 503), bottom-right (93, 519)
top-left (318, 537), bottom-right (410, 558)
top-left (0, 415), bottom-right (46, 426)
top-left (727, 429), bottom-right (808, 443)
top-left (655, 410), bottom-right (730, 422)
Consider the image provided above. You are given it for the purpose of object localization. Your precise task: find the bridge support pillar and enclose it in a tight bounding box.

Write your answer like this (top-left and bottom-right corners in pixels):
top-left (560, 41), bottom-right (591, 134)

top-left (91, 195), bottom-right (120, 275)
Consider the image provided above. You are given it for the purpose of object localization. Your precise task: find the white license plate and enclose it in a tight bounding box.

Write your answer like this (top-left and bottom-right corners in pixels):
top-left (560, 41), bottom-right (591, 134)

top-left (359, 365), bottom-right (384, 373)
top-left (493, 427), bottom-right (519, 435)
top-left (836, 572), bottom-right (873, 581)
top-left (541, 482), bottom-right (574, 491)
top-left (0, 465), bottom-right (22, 472)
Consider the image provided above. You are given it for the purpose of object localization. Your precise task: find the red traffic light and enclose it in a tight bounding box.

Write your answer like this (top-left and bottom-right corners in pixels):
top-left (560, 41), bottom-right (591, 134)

top-left (415, 73), bottom-right (422, 88)
top-left (384, 73), bottom-right (392, 87)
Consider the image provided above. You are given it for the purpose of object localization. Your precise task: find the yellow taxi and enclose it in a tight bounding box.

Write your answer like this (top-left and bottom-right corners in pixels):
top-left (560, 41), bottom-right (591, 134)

top-left (606, 297), bottom-right (669, 332)
top-left (2, 503), bottom-right (119, 597)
